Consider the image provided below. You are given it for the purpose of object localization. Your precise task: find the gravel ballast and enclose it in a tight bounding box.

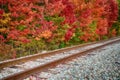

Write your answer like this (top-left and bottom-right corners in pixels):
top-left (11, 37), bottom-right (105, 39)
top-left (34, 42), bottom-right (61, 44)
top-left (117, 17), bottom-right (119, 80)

top-left (46, 42), bottom-right (120, 80)
top-left (0, 40), bottom-right (109, 79)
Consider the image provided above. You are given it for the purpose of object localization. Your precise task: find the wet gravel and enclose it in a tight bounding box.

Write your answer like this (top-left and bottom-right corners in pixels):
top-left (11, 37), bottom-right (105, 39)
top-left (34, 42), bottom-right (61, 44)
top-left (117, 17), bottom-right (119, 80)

top-left (45, 42), bottom-right (120, 80)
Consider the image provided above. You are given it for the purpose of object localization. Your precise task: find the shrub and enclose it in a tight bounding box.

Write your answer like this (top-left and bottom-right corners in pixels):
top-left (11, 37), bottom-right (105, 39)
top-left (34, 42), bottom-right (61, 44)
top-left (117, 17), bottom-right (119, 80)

top-left (0, 0), bottom-right (119, 60)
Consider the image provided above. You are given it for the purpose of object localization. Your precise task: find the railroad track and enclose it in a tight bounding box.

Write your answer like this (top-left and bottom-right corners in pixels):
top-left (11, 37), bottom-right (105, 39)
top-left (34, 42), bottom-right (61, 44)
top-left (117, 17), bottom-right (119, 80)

top-left (0, 37), bottom-right (120, 80)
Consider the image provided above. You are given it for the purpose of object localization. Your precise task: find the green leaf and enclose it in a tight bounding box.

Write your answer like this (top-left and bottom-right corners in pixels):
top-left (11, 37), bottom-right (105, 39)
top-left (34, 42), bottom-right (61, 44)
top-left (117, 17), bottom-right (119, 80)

top-left (17, 25), bottom-right (26, 31)
top-left (59, 42), bottom-right (66, 48)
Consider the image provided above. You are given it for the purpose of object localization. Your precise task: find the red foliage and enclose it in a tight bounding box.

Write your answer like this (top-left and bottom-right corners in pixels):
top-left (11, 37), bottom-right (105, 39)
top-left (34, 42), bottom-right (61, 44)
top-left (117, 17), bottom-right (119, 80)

top-left (96, 18), bottom-right (108, 35)
top-left (80, 32), bottom-right (91, 42)
top-left (0, 35), bottom-right (5, 42)
top-left (0, 0), bottom-right (119, 43)
top-left (107, 0), bottom-right (118, 27)
top-left (45, 0), bottom-right (65, 16)
top-left (96, 27), bottom-right (108, 35)
top-left (7, 30), bottom-right (20, 40)
top-left (0, 9), bottom-right (4, 19)
top-left (61, 0), bottom-right (77, 25)
top-left (65, 29), bottom-right (73, 41)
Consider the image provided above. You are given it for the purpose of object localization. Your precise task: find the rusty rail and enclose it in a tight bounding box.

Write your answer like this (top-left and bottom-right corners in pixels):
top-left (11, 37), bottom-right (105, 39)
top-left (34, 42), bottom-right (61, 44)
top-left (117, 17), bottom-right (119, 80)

top-left (0, 38), bottom-right (108, 69)
top-left (0, 37), bottom-right (118, 69)
top-left (2, 37), bottom-right (120, 80)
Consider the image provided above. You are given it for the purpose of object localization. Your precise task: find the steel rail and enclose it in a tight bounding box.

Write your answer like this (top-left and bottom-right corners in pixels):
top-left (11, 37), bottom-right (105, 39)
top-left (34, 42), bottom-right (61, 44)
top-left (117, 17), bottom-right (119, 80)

top-left (0, 41), bottom-right (96, 69)
top-left (2, 37), bottom-right (120, 80)
top-left (0, 37), bottom-right (115, 69)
